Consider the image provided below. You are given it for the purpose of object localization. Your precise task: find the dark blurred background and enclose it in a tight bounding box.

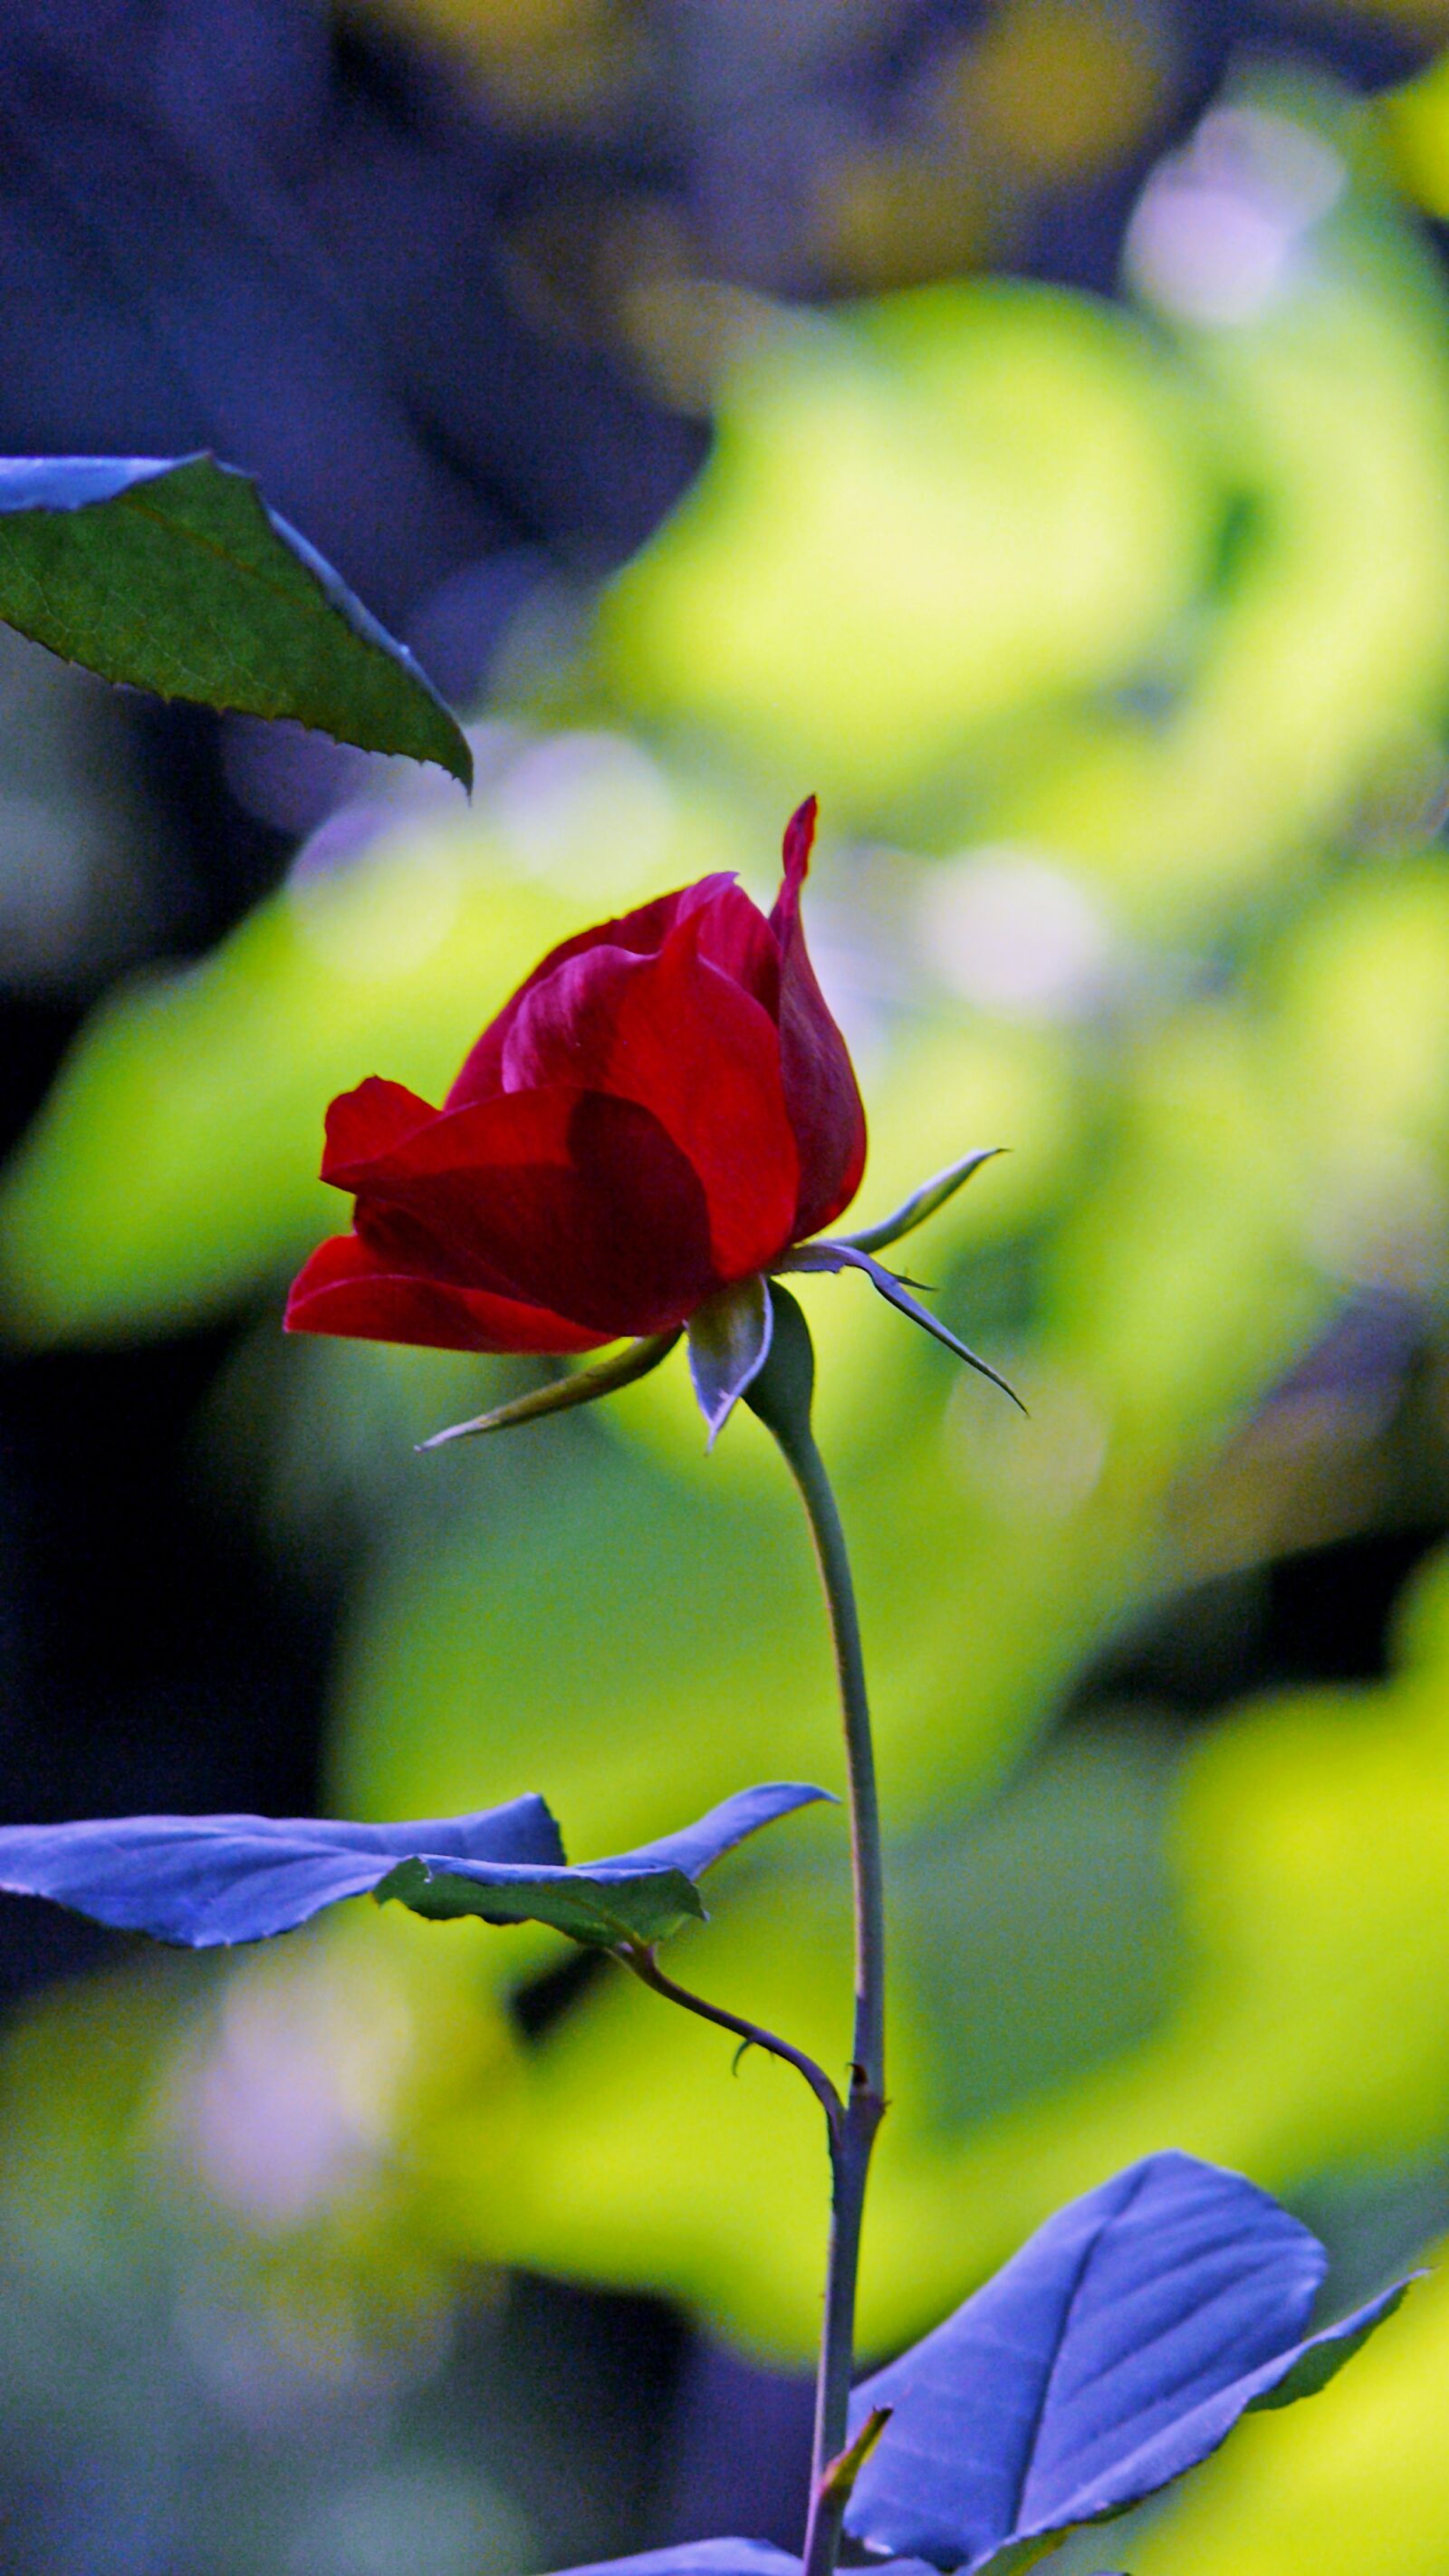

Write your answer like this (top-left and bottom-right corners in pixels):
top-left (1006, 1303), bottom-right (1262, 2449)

top-left (5, 5), bottom-right (1449, 2572)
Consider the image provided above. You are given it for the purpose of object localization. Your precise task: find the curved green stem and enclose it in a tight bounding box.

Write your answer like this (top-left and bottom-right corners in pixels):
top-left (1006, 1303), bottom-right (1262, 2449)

top-left (780, 1419), bottom-right (886, 2111)
top-left (779, 1418), bottom-right (887, 2542)
top-left (618, 1944), bottom-right (844, 2136)
top-left (745, 1286), bottom-right (887, 2576)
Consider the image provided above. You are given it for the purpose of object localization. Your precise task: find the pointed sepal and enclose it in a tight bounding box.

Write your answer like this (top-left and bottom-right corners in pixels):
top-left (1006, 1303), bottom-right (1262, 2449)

top-left (835, 1149), bottom-right (1004, 1256)
top-left (686, 1277), bottom-right (773, 1446)
top-left (781, 1242), bottom-right (1023, 1410)
top-left (742, 1280), bottom-right (817, 1456)
top-left (418, 1331), bottom-right (680, 1449)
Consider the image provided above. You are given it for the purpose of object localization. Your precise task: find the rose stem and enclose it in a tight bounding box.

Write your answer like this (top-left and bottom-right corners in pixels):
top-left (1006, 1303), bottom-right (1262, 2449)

top-left (746, 1289), bottom-right (887, 2576)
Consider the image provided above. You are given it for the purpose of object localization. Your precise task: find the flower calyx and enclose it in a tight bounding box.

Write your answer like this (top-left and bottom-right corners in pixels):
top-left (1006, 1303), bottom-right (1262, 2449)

top-left (422, 1144), bottom-right (1020, 1448)
top-left (777, 1143), bottom-right (1023, 1412)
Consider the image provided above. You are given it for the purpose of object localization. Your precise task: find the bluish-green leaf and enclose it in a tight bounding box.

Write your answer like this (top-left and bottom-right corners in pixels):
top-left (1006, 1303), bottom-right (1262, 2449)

top-left (378, 1853), bottom-right (705, 1946)
top-left (377, 1780), bottom-right (834, 1947)
top-left (547, 2546), bottom-right (801, 2576)
top-left (0, 1799), bottom-right (563, 1947)
top-left (845, 2151), bottom-right (1413, 2576)
top-left (0, 454), bottom-right (471, 783)
top-left (0, 1782), bottom-right (831, 1954)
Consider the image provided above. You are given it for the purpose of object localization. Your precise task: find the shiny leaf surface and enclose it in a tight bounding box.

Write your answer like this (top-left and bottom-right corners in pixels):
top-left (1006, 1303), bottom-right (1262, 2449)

top-left (846, 2152), bottom-right (1411, 2576)
top-left (0, 1799), bottom-right (562, 1946)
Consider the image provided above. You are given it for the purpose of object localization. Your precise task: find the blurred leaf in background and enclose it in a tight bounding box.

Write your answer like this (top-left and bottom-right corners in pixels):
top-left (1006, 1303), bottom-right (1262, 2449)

top-left (0, 456), bottom-right (473, 783)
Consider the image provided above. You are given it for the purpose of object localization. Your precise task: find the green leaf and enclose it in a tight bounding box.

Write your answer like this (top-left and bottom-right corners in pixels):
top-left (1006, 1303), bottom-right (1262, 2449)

top-left (0, 454), bottom-right (472, 784)
top-left (374, 1783), bottom-right (831, 1951)
top-left (377, 1855), bottom-right (705, 1947)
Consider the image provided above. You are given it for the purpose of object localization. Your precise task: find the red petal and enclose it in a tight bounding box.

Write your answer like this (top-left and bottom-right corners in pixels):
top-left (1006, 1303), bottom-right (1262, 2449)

top-left (496, 911), bottom-right (799, 1278)
top-left (446, 874), bottom-right (743, 1108)
top-left (331, 1082), bottom-right (724, 1337)
top-left (768, 797), bottom-right (867, 1237)
top-left (685, 879), bottom-right (781, 1013)
top-left (780, 794), bottom-right (819, 889)
top-left (284, 1234), bottom-right (606, 1354)
top-left (319, 1076), bottom-right (439, 1186)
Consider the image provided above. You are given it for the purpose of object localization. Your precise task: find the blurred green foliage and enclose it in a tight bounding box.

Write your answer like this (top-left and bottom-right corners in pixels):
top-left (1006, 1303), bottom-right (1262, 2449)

top-left (11, 59), bottom-right (1449, 2576)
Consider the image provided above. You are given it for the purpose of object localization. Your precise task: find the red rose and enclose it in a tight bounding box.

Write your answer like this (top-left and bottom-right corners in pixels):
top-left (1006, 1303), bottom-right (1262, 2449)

top-left (285, 798), bottom-right (867, 1358)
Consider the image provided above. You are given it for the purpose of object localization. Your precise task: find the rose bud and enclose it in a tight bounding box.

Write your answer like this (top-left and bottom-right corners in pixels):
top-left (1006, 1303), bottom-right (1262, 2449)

top-left (286, 799), bottom-right (1013, 1441)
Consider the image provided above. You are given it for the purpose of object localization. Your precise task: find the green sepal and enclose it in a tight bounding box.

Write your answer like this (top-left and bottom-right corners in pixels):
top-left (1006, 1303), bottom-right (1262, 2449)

top-left (686, 1276), bottom-right (772, 1446)
top-left (0, 452), bottom-right (472, 783)
top-left (742, 1282), bottom-right (817, 1451)
top-left (418, 1331), bottom-right (680, 1449)
top-left (376, 1856), bottom-right (705, 1948)
top-left (832, 1148), bottom-right (1004, 1256)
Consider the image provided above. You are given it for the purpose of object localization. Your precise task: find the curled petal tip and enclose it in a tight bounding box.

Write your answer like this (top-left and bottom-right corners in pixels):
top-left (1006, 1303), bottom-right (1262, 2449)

top-left (782, 793), bottom-right (819, 884)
